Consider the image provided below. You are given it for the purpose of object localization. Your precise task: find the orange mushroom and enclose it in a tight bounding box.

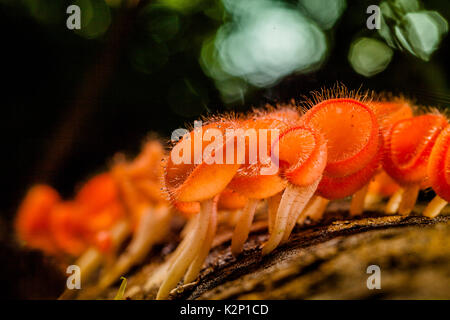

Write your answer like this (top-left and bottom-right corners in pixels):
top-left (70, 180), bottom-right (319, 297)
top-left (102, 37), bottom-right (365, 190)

top-left (58, 172), bottom-right (130, 299)
top-left (15, 185), bottom-right (61, 255)
top-left (227, 117), bottom-right (288, 256)
top-left (157, 120), bottom-right (241, 299)
top-left (262, 125), bottom-right (327, 255)
top-left (370, 99), bottom-right (414, 144)
top-left (50, 201), bottom-right (87, 257)
top-left (364, 99), bottom-right (413, 208)
top-left (94, 140), bottom-right (172, 295)
top-left (423, 125), bottom-right (450, 218)
top-left (383, 114), bottom-right (448, 215)
top-left (301, 97), bottom-right (382, 217)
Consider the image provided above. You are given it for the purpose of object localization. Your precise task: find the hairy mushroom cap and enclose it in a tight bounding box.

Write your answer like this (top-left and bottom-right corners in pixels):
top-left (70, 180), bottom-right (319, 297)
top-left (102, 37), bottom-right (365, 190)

top-left (428, 125), bottom-right (450, 201)
top-left (164, 120), bottom-right (242, 203)
top-left (369, 99), bottom-right (414, 143)
top-left (227, 117), bottom-right (289, 199)
top-left (257, 104), bottom-right (301, 127)
top-left (318, 151), bottom-right (382, 200)
top-left (302, 98), bottom-right (380, 178)
top-left (274, 125), bottom-right (327, 187)
top-left (383, 114), bottom-right (448, 185)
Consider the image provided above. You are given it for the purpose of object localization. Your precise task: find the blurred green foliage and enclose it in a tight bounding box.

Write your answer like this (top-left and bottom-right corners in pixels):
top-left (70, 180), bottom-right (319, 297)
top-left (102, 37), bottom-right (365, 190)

top-left (349, 37), bottom-right (394, 77)
top-left (3, 0), bottom-right (448, 99)
top-left (379, 0), bottom-right (448, 61)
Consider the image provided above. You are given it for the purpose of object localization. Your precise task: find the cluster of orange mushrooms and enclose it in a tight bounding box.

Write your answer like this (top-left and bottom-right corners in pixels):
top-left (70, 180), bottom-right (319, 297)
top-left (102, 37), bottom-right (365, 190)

top-left (15, 89), bottom-right (450, 299)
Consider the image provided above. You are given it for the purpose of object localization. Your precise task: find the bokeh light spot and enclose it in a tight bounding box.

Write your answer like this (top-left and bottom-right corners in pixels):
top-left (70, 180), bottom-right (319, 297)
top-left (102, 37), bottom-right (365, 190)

top-left (349, 37), bottom-right (393, 77)
top-left (298, 0), bottom-right (346, 30)
top-left (200, 0), bottom-right (327, 102)
top-left (75, 0), bottom-right (112, 39)
top-left (395, 11), bottom-right (448, 61)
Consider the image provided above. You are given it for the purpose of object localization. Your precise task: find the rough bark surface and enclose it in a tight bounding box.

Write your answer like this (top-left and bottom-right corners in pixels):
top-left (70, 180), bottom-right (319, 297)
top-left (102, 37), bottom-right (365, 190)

top-left (101, 203), bottom-right (450, 300)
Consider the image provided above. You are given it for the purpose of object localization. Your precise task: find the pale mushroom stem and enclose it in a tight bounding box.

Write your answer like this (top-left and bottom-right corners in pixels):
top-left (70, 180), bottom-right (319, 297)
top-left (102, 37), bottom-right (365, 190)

top-left (267, 192), bottom-right (282, 235)
top-left (231, 198), bottom-right (259, 256)
top-left (184, 203), bottom-right (218, 283)
top-left (423, 195), bottom-right (448, 218)
top-left (385, 188), bottom-right (404, 214)
top-left (180, 215), bottom-right (196, 239)
top-left (364, 193), bottom-right (382, 208)
top-left (228, 209), bottom-right (242, 227)
top-left (299, 195), bottom-right (330, 222)
top-left (263, 181), bottom-right (319, 255)
top-left (349, 183), bottom-right (370, 216)
top-left (58, 247), bottom-right (103, 300)
top-left (156, 197), bottom-right (215, 300)
top-left (58, 219), bottom-right (130, 300)
top-left (143, 229), bottom-right (192, 294)
top-left (96, 206), bottom-right (172, 293)
top-left (398, 184), bottom-right (420, 215)
top-left (281, 179), bottom-right (321, 243)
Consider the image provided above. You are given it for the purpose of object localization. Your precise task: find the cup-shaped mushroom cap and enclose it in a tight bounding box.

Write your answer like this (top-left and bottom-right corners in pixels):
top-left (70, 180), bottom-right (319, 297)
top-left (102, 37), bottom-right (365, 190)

top-left (128, 141), bottom-right (167, 203)
top-left (127, 140), bottom-right (165, 179)
top-left (218, 189), bottom-right (248, 210)
top-left (369, 100), bottom-right (413, 143)
top-left (383, 114), bottom-right (448, 185)
top-left (274, 126), bottom-right (327, 187)
top-left (165, 121), bottom-right (242, 203)
top-left (50, 201), bottom-right (87, 256)
top-left (227, 118), bottom-right (289, 199)
top-left (112, 143), bottom-right (167, 211)
top-left (428, 125), bottom-right (450, 201)
top-left (15, 185), bottom-right (61, 254)
top-left (76, 173), bottom-right (125, 235)
top-left (302, 98), bottom-right (380, 178)
top-left (260, 106), bottom-right (301, 126)
top-left (80, 201), bottom-right (124, 238)
top-left (228, 174), bottom-right (287, 199)
top-left (318, 150), bottom-right (382, 200)
top-left (76, 173), bottom-right (119, 213)
top-left (112, 162), bottom-right (143, 211)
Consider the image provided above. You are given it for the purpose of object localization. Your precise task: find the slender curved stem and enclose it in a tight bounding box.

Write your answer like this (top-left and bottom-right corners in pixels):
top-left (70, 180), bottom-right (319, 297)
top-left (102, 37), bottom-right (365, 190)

top-left (263, 181), bottom-right (318, 255)
top-left (96, 206), bottom-right (171, 294)
top-left (267, 193), bottom-right (282, 235)
top-left (231, 199), bottom-right (259, 257)
top-left (156, 198), bottom-right (215, 300)
top-left (184, 203), bottom-right (218, 283)
top-left (281, 179), bottom-right (320, 244)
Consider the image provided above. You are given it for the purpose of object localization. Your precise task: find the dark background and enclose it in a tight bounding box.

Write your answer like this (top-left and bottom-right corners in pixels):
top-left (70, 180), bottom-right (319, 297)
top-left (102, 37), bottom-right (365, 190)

top-left (0, 0), bottom-right (449, 298)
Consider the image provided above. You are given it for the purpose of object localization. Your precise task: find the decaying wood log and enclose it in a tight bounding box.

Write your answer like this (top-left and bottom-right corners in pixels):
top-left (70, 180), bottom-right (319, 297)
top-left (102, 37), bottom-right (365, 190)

top-left (99, 202), bottom-right (450, 300)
